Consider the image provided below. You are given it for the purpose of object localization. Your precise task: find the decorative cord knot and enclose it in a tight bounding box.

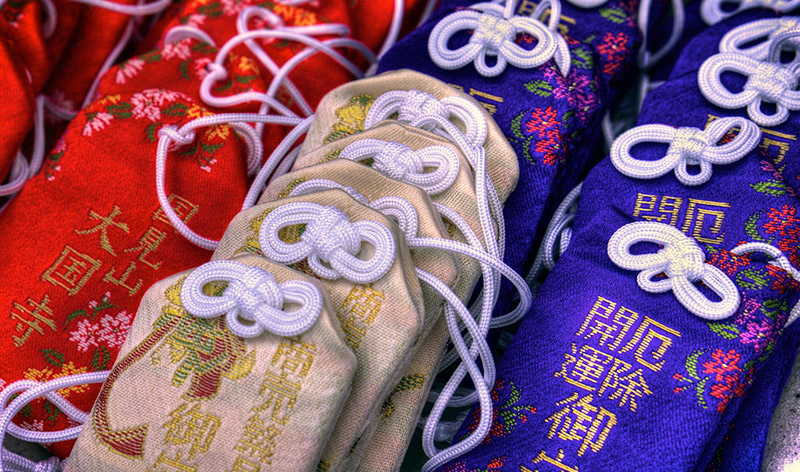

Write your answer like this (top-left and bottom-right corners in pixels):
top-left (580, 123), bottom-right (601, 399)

top-left (719, 18), bottom-right (800, 61)
top-left (180, 260), bottom-right (323, 338)
top-left (701, 0), bottom-right (800, 25)
top-left (158, 125), bottom-right (196, 146)
top-left (398, 90), bottom-right (450, 124)
top-left (670, 127), bottom-right (713, 162)
top-left (608, 221), bottom-right (740, 320)
top-left (698, 52), bottom-right (800, 127)
top-left (473, 13), bottom-right (516, 50)
top-left (610, 117), bottom-right (761, 186)
top-left (339, 139), bottom-right (460, 195)
top-left (748, 62), bottom-right (796, 103)
top-left (427, 1), bottom-right (561, 77)
top-left (302, 206), bottom-right (362, 263)
top-left (372, 141), bottom-right (425, 179)
top-left (658, 238), bottom-right (706, 280)
top-left (259, 202), bottom-right (396, 283)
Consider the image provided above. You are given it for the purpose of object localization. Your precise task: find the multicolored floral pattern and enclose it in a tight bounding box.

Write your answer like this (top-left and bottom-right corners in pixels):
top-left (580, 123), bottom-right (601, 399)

top-left (596, 31), bottom-right (631, 76)
top-left (460, 379), bottom-right (537, 445)
top-left (511, 105), bottom-right (567, 166)
top-left (674, 348), bottom-right (755, 414)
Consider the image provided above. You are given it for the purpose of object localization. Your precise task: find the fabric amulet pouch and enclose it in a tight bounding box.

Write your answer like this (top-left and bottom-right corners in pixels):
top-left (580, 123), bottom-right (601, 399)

top-left (65, 254), bottom-right (356, 472)
top-left (0, 90), bottom-right (250, 458)
top-left (212, 189), bottom-right (426, 471)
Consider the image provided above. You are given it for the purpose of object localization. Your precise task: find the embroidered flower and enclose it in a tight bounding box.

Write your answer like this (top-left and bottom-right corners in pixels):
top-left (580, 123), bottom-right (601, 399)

top-left (542, 66), bottom-right (599, 124)
top-left (185, 13), bottom-right (205, 28)
top-left (221, 0), bottom-right (250, 16)
top-left (709, 248), bottom-right (750, 277)
top-left (597, 31), bottom-right (630, 75)
top-left (461, 380), bottom-right (536, 445)
top-left (22, 362), bottom-right (89, 398)
top-left (740, 319), bottom-right (778, 354)
top-left (82, 111), bottom-right (114, 137)
top-left (521, 106), bottom-right (566, 165)
top-left (701, 349), bottom-right (742, 382)
top-left (68, 319), bottom-right (101, 352)
top-left (767, 264), bottom-right (800, 294)
top-left (162, 40), bottom-right (192, 60)
top-left (97, 311), bottom-right (132, 349)
top-left (763, 205), bottom-right (800, 267)
top-left (130, 89), bottom-right (183, 122)
top-left (20, 419), bottom-right (44, 432)
top-left (115, 58), bottom-right (144, 84)
top-left (194, 57), bottom-right (212, 80)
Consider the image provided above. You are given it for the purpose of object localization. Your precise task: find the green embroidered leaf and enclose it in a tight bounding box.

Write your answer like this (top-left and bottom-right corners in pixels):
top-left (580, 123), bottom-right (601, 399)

top-left (572, 48), bottom-right (594, 69)
top-left (107, 102), bottom-right (132, 119)
top-left (563, 110), bottom-right (576, 124)
top-left (744, 212), bottom-right (768, 242)
top-left (43, 401), bottom-right (61, 422)
top-left (599, 7), bottom-right (626, 23)
top-left (179, 142), bottom-right (200, 157)
top-left (510, 111), bottom-right (526, 141)
top-left (216, 79), bottom-right (234, 92)
top-left (142, 52), bottom-right (162, 63)
top-left (145, 123), bottom-right (159, 143)
top-left (737, 268), bottom-right (769, 291)
top-left (92, 346), bottom-right (111, 371)
top-left (179, 60), bottom-right (191, 81)
top-left (582, 34), bottom-right (596, 44)
top-left (708, 322), bottom-right (740, 340)
top-left (524, 79), bottom-right (553, 97)
top-left (200, 142), bottom-right (223, 154)
top-left (235, 74), bottom-right (257, 85)
top-left (64, 308), bottom-right (89, 328)
top-left (41, 349), bottom-right (65, 368)
top-left (762, 298), bottom-right (789, 320)
top-left (685, 349), bottom-right (704, 380)
top-left (750, 180), bottom-right (789, 196)
top-left (162, 103), bottom-right (188, 117)
top-left (523, 135), bottom-right (536, 164)
top-left (695, 377), bottom-right (709, 409)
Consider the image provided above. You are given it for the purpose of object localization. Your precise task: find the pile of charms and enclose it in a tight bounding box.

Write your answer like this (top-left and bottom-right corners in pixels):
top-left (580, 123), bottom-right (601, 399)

top-left (0, 0), bottom-right (799, 469)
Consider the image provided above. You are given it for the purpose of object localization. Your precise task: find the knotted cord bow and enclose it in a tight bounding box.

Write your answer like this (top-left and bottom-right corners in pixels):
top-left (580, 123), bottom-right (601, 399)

top-left (608, 221), bottom-right (740, 320)
top-left (701, 0), bottom-right (800, 25)
top-left (339, 139), bottom-right (460, 195)
top-left (258, 202), bottom-right (396, 284)
top-left (180, 260), bottom-right (323, 338)
top-left (698, 52), bottom-right (800, 127)
top-left (730, 242), bottom-right (800, 326)
top-left (428, 0), bottom-right (568, 77)
top-left (610, 117), bottom-right (761, 185)
top-left (719, 17), bottom-right (800, 61)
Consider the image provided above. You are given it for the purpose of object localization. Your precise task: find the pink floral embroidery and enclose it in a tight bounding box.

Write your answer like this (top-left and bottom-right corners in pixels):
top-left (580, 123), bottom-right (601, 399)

top-left (82, 112), bottom-right (114, 137)
top-left (185, 13), bottom-right (205, 28)
top-left (524, 107), bottom-right (565, 166)
top-left (702, 349), bottom-right (742, 383)
top-left (68, 320), bottom-right (101, 353)
top-left (194, 57), bottom-right (213, 80)
top-left (97, 311), bottom-right (132, 349)
top-left (130, 89), bottom-right (183, 122)
top-left (115, 58), bottom-right (144, 84)
top-left (740, 319), bottom-right (778, 354)
top-left (162, 40), bottom-right (193, 60)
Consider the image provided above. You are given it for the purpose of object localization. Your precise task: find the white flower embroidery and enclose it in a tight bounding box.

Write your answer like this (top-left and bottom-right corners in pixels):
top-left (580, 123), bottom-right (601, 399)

top-left (162, 40), bottom-right (192, 60)
top-left (97, 311), bottom-right (132, 349)
top-left (221, 0), bottom-right (249, 16)
top-left (20, 420), bottom-right (44, 432)
top-left (186, 13), bottom-right (205, 28)
top-left (82, 112), bottom-right (114, 137)
top-left (115, 58), bottom-right (145, 84)
top-left (68, 320), bottom-right (101, 352)
top-left (194, 57), bottom-right (212, 80)
top-left (130, 89), bottom-right (184, 122)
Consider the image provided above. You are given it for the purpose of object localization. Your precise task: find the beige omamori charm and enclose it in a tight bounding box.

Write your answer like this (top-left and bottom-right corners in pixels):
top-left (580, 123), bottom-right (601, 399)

top-left (213, 190), bottom-right (425, 471)
top-left (65, 255), bottom-right (356, 472)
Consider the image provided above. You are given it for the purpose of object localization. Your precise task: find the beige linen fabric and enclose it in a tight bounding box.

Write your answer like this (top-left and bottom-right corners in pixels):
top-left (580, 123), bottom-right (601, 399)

top-left (66, 255), bottom-right (356, 472)
top-left (212, 190), bottom-right (425, 471)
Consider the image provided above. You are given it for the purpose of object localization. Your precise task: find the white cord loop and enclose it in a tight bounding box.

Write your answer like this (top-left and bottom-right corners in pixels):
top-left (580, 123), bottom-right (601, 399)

top-left (0, 372), bottom-right (110, 472)
top-left (180, 260), bottom-right (323, 338)
top-left (338, 139), bottom-right (460, 195)
top-left (719, 18), bottom-right (800, 61)
top-left (730, 242), bottom-right (800, 326)
top-left (258, 202), bottom-right (396, 284)
top-left (525, 183), bottom-right (582, 284)
top-left (608, 222), bottom-right (740, 320)
top-left (698, 52), bottom-right (800, 127)
top-left (701, 0), bottom-right (800, 25)
top-left (428, 1), bottom-right (567, 77)
top-left (609, 117), bottom-right (761, 185)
